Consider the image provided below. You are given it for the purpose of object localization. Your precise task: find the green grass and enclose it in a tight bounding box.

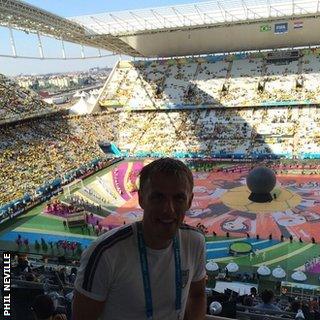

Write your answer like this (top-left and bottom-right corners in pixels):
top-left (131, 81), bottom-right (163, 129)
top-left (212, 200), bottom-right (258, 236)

top-left (230, 241), bottom-right (252, 253)
top-left (215, 242), bottom-right (320, 286)
top-left (269, 244), bottom-right (319, 270)
top-left (0, 239), bottom-right (83, 260)
top-left (0, 160), bottom-right (126, 238)
top-left (1, 159), bottom-right (320, 285)
top-left (216, 242), bottom-right (303, 265)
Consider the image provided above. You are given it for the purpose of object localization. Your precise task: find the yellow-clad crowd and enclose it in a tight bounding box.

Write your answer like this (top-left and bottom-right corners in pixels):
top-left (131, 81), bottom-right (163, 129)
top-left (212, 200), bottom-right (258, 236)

top-left (2, 104), bottom-right (320, 206)
top-left (3, 50), bottom-right (320, 207)
top-left (0, 74), bottom-right (57, 121)
top-left (100, 49), bottom-right (320, 109)
top-left (0, 112), bottom-right (118, 205)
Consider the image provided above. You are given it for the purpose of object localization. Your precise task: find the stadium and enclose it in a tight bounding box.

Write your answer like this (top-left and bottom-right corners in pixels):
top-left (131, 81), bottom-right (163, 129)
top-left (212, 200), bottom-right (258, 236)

top-left (1, 0), bottom-right (320, 319)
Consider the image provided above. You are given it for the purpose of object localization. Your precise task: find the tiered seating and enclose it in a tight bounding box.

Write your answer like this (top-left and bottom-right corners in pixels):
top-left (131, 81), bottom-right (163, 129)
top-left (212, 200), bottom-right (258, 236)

top-left (296, 107), bottom-right (320, 156)
top-left (194, 58), bottom-right (229, 105)
top-left (0, 74), bottom-right (57, 121)
top-left (3, 50), bottom-right (320, 210)
top-left (2, 99), bottom-right (320, 208)
top-left (117, 106), bottom-right (320, 158)
top-left (227, 57), bottom-right (263, 106)
top-left (0, 112), bottom-right (118, 205)
top-left (99, 49), bottom-right (320, 109)
top-left (302, 52), bottom-right (320, 97)
top-left (264, 60), bottom-right (299, 100)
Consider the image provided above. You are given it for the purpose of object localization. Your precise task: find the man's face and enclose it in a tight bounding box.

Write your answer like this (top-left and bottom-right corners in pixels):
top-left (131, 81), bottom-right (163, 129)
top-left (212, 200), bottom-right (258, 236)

top-left (138, 172), bottom-right (193, 242)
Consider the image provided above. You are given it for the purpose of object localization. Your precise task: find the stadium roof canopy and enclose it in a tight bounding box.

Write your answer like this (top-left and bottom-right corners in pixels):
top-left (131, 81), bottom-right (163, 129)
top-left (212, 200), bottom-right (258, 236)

top-left (71, 0), bottom-right (320, 36)
top-left (1, 0), bottom-right (320, 58)
top-left (71, 0), bottom-right (320, 57)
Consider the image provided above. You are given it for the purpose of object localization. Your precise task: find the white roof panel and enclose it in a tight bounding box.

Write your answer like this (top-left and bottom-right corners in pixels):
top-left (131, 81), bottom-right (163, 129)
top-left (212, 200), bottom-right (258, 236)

top-left (70, 0), bottom-right (320, 35)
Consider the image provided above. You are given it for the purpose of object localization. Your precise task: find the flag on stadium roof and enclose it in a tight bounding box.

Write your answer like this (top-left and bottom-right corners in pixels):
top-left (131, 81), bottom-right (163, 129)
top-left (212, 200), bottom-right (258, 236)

top-left (294, 21), bottom-right (304, 29)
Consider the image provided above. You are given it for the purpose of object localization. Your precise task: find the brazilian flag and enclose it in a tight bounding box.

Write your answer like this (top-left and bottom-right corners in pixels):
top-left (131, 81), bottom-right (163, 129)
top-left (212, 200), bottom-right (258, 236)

top-left (260, 25), bottom-right (271, 32)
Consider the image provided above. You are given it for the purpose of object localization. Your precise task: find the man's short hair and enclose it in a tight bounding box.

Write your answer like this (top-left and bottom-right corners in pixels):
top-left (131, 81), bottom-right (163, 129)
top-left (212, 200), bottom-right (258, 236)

top-left (31, 294), bottom-right (55, 319)
top-left (261, 289), bottom-right (274, 304)
top-left (139, 158), bottom-right (194, 192)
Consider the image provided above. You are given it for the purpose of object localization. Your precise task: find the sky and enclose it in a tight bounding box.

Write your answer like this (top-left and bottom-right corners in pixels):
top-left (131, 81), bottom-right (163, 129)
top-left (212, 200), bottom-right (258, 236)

top-left (0, 0), bottom-right (207, 76)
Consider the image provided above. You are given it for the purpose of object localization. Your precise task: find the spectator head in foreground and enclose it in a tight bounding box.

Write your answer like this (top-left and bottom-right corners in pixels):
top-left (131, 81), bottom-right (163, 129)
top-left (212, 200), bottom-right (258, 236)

top-left (261, 289), bottom-right (275, 304)
top-left (254, 289), bottom-right (281, 311)
top-left (73, 157), bottom-right (207, 320)
top-left (31, 294), bottom-right (66, 320)
top-left (250, 287), bottom-right (257, 297)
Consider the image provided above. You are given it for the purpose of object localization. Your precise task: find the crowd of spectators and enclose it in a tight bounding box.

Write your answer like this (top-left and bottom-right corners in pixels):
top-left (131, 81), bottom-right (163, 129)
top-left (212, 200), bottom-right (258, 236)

top-left (207, 287), bottom-right (320, 319)
top-left (12, 254), bottom-right (78, 284)
top-left (0, 74), bottom-right (57, 122)
top-left (0, 112), bottom-right (118, 206)
top-left (1, 103), bottom-right (320, 214)
top-left (116, 106), bottom-right (320, 158)
top-left (1, 52), bottom-right (319, 195)
top-left (99, 48), bottom-right (320, 109)
top-left (3, 253), bottom-right (77, 319)
top-left (7, 251), bottom-right (320, 320)
top-left (2, 54), bottom-right (320, 220)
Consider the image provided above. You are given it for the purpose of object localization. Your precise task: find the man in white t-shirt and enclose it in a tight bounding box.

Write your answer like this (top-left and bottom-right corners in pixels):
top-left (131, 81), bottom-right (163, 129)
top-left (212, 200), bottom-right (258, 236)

top-left (72, 157), bottom-right (207, 320)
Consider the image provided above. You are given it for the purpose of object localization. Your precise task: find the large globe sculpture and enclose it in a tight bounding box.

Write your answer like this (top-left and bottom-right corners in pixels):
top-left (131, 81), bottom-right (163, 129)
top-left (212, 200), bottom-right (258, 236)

top-left (246, 166), bottom-right (276, 203)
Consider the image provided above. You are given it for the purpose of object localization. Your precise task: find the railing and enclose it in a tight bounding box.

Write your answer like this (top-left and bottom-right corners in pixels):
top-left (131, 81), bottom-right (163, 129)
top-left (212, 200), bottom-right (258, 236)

top-left (9, 280), bottom-right (299, 320)
top-left (12, 279), bottom-right (74, 291)
top-left (205, 316), bottom-right (235, 320)
top-left (205, 304), bottom-right (297, 320)
top-left (236, 312), bottom-right (291, 320)
top-left (235, 304), bottom-right (296, 320)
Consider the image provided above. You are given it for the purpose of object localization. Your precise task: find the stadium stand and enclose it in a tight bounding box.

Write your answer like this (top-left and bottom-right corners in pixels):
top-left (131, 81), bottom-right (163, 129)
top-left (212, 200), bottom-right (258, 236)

top-left (4, 250), bottom-right (319, 320)
top-left (99, 49), bottom-right (320, 109)
top-left (1, 96), bottom-right (320, 217)
top-left (0, 73), bottom-right (58, 122)
top-left (0, 112), bottom-right (119, 205)
top-left (2, 69), bottom-right (320, 223)
top-left (116, 106), bottom-right (320, 158)
top-left (4, 1), bottom-right (320, 319)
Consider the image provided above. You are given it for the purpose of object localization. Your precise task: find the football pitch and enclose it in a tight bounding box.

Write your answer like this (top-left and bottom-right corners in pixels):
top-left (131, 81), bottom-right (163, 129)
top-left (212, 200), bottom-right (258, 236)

top-left (1, 159), bottom-right (320, 285)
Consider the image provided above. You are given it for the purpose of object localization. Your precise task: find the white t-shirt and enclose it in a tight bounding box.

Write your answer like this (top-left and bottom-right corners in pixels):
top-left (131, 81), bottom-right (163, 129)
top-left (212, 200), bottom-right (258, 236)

top-left (74, 222), bottom-right (206, 320)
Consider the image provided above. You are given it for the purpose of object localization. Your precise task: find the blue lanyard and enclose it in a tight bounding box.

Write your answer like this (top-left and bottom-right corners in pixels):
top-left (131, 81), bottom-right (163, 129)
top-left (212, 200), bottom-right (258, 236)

top-left (137, 222), bottom-right (182, 320)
